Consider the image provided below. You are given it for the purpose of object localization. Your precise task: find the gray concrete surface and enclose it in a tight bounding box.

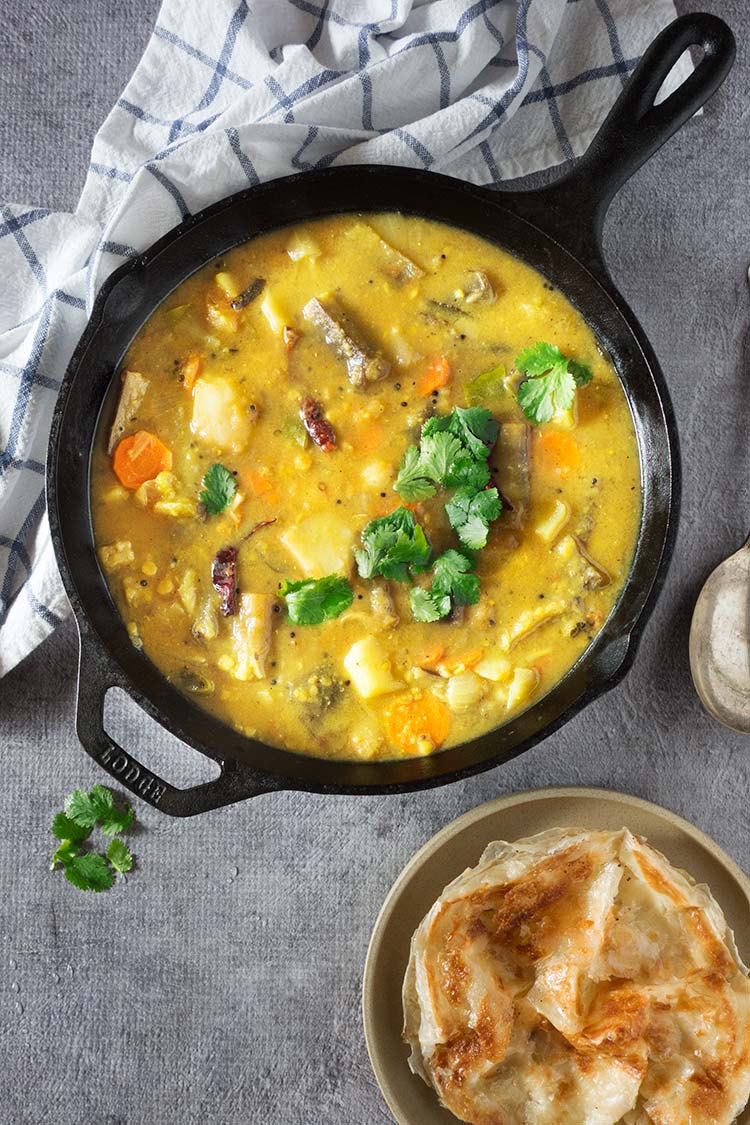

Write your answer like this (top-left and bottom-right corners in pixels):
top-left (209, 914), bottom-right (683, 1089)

top-left (1, 2), bottom-right (749, 1123)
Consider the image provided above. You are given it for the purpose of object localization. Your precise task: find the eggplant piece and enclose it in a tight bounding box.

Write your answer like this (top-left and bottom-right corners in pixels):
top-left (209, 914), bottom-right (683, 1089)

top-left (496, 422), bottom-right (531, 521)
top-left (230, 277), bottom-right (265, 310)
top-left (107, 370), bottom-right (149, 454)
top-left (302, 296), bottom-right (391, 388)
top-left (232, 593), bottom-right (276, 681)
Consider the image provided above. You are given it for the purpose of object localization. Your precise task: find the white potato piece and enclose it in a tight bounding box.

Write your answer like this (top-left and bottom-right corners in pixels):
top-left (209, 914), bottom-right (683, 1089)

top-left (214, 271), bottom-right (241, 299)
top-left (280, 513), bottom-right (355, 578)
top-left (191, 377), bottom-right (253, 453)
top-left (506, 667), bottom-right (540, 711)
top-left (286, 232), bottom-right (321, 261)
top-left (534, 498), bottom-right (571, 544)
top-left (474, 652), bottom-right (513, 682)
top-left (343, 636), bottom-right (403, 699)
top-left (260, 291), bottom-right (291, 335)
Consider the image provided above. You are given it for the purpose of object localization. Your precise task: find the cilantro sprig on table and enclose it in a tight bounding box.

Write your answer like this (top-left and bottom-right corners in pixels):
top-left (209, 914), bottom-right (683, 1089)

top-left (515, 342), bottom-right (593, 424)
top-left (280, 575), bottom-right (354, 626)
top-left (50, 785), bottom-right (135, 893)
top-left (200, 463), bottom-right (237, 515)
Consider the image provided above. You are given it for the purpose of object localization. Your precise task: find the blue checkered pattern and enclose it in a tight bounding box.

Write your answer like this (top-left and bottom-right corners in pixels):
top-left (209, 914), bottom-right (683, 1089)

top-left (0, 0), bottom-right (686, 676)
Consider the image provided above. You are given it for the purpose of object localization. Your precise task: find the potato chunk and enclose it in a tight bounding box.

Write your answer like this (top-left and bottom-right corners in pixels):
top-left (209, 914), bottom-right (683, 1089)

top-left (280, 514), bottom-right (354, 578)
top-left (343, 637), bottom-right (403, 699)
top-left (506, 667), bottom-right (540, 711)
top-left (191, 377), bottom-right (253, 453)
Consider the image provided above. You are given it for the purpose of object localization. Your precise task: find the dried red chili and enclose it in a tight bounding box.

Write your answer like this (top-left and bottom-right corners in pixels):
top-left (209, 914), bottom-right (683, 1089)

top-left (300, 397), bottom-right (336, 452)
top-left (211, 546), bottom-right (239, 616)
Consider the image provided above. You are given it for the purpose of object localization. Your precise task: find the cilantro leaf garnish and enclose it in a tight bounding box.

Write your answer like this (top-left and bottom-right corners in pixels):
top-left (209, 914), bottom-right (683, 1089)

top-left (106, 839), bottom-right (134, 874)
top-left (422, 406), bottom-right (499, 459)
top-left (52, 786), bottom-right (136, 892)
top-left (64, 785), bottom-right (134, 837)
top-left (409, 549), bottom-right (481, 622)
top-left (50, 840), bottom-right (80, 871)
top-left (432, 549), bottom-right (481, 606)
top-left (393, 446), bottom-right (437, 502)
top-left (64, 789), bottom-right (100, 829)
top-left (354, 507), bottom-right (431, 582)
top-left (515, 342), bottom-right (593, 424)
top-left (64, 853), bottom-right (116, 893)
top-left (410, 586), bottom-right (451, 622)
top-left (280, 575), bottom-right (354, 625)
top-left (394, 407), bottom-right (498, 503)
top-left (51, 812), bottom-right (91, 844)
top-left (200, 462), bottom-right (237, 515)
top-left (445, 487), bottom-right (502, 551)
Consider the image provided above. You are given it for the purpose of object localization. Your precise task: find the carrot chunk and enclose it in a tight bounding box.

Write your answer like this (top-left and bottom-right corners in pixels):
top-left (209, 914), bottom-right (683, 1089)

top-left (437, 648), bottom-right (485, 676)
top-left (179, 353), bottom-right (204, 392)
top-left (418, 356), bottom-right (451, 396)
top-left (384, 691), bottom-right (451, 756)
top-left (243, 469), bottom-right (273, 496)
top-left (112, 431), bottom-right (172, 489)
top-left (417, 645), bottom-right (446, 670)
top-left (533, 430), bottom-right (581, 478)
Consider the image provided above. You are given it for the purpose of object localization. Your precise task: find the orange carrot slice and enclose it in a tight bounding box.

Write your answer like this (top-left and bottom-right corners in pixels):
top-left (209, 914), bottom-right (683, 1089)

top-left (243, 469), bottom-right (273, 496)
top-left (533, 430), bottom-right (581, 478)
top-left (384, 691), bottom-right (451, 756)
top-left (437, 648), bottom-right (485, 676)
top-left (417, 645), bottom-right (446, 670)
top-left (113, 431), bottom-right (172, 490)
top-left (418, 356), bottom-right (451, 396)
top-left (179, 353), bottom-right (203, 392)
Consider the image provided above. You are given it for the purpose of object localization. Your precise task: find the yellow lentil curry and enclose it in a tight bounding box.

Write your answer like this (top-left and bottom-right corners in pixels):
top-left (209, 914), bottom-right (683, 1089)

top-left (91, 213), bottom-right (640, 761)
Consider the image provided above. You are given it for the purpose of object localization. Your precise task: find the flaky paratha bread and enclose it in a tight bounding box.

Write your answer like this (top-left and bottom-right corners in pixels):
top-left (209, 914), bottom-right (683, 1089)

top-left (403, 828), bottom-right (750, 1125)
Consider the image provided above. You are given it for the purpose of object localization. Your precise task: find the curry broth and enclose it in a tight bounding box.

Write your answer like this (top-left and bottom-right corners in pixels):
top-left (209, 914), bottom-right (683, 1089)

top-left (91, 213), bottom-right (640, 760)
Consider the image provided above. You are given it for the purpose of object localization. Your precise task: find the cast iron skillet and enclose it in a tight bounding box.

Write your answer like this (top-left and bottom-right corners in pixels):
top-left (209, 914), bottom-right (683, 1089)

top-left (47, 14), bottom-right (735, 816)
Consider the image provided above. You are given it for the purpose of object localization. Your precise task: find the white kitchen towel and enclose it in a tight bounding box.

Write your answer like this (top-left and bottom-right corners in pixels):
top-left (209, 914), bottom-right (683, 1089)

top-left (0, 0), bottom-right (687, 677)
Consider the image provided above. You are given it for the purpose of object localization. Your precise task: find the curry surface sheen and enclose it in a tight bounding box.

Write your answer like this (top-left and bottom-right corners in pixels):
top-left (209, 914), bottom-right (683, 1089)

top-left (91, 213), bottom-right (640, 761)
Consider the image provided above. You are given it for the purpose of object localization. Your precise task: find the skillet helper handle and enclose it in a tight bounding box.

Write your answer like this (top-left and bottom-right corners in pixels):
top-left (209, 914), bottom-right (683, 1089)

top-left (577, 12), bottom-right (736, 210)
top-left (75, 640), bottom-right (280, 817)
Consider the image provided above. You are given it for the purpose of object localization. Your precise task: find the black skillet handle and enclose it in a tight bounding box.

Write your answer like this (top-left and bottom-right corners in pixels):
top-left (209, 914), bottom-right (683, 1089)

top-left (75, 635), bottom-right (282, 817)
top-left (506, 13), bottom-right (736, 264)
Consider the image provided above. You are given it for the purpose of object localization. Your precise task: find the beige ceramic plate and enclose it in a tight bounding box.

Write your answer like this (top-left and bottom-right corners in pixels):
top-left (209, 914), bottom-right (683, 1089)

top-left (363, 786), bottom-right (750, 1125)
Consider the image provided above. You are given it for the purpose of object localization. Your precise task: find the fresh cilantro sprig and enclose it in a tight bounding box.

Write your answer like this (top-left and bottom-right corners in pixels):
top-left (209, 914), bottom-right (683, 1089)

top-left (445, 487), bottom-right (502, 551)
top-left (200, 463), bottom-right (237, 515)
top-left (394, 407), bottom-right (498, 501)
top-left (515, 342), bottom-right (593, 424)
top-left (280, 575), bottom-right (354, 625)
top-left (51, 785), bottom-right (135, 893)
top-left (354, 507), bottom-right (431, 582)
top-left (64, 785), bottom-right (134, 836)
top-left (410, 550), bottom-right (481, 622)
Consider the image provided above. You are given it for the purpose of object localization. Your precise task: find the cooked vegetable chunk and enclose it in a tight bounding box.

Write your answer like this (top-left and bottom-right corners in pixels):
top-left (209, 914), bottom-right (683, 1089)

top-left (344, 637), bottom-right (403, 699)
top-left (232, 593), bottom-right (275, 680)
top-left (108, 370), bottom-right (149, 454)
top-left (281, 514), bottom-right (355, 579)
top-left (303, 296), bottom-right (391, 388)
top-left (191, 377), bottom-right (253, 453)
